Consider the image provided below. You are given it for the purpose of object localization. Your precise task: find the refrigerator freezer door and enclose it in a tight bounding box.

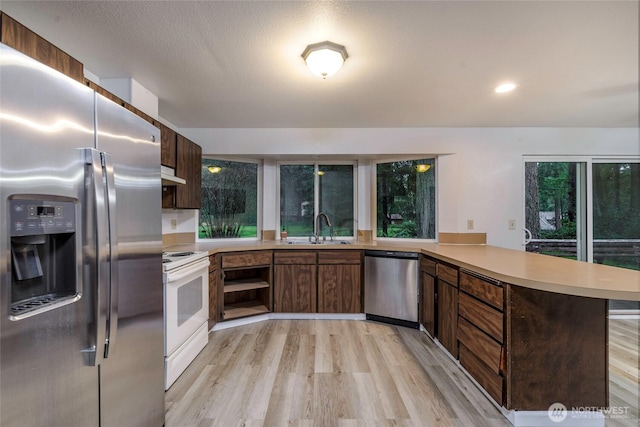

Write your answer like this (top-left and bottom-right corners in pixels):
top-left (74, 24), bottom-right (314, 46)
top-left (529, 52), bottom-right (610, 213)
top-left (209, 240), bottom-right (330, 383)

top-left (95, 94), bottom-right (164, 427)
top-left (0, 44), bottom-right (100, 426)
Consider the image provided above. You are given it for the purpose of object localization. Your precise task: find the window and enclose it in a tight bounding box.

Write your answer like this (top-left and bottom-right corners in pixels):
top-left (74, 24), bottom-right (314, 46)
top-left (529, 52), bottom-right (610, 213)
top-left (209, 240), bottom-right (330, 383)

top-left (524, 159), bottom-right (640, 272)
top-left (592, 162), bottom-right (640, 270)
top-left (199, 159), bottom-right (258, 239)
top-left (524, 161), bottom-right (587, 260)
top-left (375, 158), bottom-right (436, 239)
top-left (279, 163), bottom-right (355, 238)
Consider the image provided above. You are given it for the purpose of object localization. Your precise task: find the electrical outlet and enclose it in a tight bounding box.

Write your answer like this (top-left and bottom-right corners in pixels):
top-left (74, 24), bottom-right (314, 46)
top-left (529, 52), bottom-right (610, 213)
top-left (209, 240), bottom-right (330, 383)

top-left (467, 219), bottom-right (474, 230)
top-left (508, 219), bottom-right (516, 230)
top-left (171, 219), bottom-right (177, 230)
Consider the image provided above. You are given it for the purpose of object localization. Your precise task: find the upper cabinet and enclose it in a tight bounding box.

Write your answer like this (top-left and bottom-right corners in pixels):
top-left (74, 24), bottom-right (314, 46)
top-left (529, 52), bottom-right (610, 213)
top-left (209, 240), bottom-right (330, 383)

top-left (159, 122), bottom-right (177, 168)
top-left (174, 134), bottom-right (201, 209)
top-left (1, 12), bottom-right (84, 82)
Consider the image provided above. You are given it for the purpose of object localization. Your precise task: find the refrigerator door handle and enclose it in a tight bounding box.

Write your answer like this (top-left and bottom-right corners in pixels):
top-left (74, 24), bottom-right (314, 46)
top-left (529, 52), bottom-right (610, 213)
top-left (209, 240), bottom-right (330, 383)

top-left (102, 152), bottom-right (119, 358)
top-left (85, 148), bottom-right (108, 366)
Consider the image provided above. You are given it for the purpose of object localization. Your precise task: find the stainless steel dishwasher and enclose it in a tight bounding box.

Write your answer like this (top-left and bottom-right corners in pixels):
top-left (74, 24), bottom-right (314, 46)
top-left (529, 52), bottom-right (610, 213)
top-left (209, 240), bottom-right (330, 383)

top-left (364, 250), bottom-right (419, 328)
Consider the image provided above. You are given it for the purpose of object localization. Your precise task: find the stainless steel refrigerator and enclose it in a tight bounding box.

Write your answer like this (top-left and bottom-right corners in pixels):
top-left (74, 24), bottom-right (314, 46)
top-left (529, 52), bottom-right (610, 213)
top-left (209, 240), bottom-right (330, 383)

top-left (0, 43), bottom-right (164, 426)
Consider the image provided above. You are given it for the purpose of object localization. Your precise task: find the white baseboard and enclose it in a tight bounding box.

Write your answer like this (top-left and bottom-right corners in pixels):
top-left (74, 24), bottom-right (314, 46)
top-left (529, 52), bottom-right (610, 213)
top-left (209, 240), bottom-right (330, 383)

top-left (211, 312), bottom-right (366, 331)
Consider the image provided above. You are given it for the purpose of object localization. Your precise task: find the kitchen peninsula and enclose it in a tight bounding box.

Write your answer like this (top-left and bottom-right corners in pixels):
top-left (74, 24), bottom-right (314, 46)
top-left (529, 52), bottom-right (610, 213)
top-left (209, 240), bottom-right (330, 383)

top-left (165, 239), bottom-right (640, 426)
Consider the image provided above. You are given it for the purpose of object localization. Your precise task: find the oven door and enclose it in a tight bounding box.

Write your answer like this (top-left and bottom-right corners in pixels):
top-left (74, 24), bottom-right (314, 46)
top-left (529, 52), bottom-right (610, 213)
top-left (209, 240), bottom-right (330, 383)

top-left (164, 258), bottom-right (209, 356)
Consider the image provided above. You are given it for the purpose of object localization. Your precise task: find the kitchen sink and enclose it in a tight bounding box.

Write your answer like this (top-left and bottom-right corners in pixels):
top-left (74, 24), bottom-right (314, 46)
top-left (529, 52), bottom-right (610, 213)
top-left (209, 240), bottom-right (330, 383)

top-left (285, 240), bottom-right (351, 245)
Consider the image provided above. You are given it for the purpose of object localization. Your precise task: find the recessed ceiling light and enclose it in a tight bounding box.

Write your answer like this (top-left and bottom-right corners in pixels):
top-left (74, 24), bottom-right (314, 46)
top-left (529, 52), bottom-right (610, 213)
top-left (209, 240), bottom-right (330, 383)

top-left (495, 83), bottom-right (517, 93)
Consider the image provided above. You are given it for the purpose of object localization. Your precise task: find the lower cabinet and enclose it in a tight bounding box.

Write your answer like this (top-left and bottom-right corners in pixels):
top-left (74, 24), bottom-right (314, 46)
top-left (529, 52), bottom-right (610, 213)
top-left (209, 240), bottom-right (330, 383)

top-left (318, 251), bottom-right (362, 313)
top-left (457, 270), bottom-right (505, 405)
top-left (273, 251), bottom-right (317, 313)
top-left (208, 254), bottom-right (220, 329)
top-left (420, 255), bottom-right (437, 336)
top-left (220, 251), bottom-right (273, 321)
top-left (436, 263), bottom-right (459, 358)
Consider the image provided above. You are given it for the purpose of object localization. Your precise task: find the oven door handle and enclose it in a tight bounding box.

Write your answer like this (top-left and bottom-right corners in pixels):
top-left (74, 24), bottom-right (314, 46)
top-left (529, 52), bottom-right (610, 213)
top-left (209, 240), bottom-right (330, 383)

top-left (166, 259), bottom-right (210, 282)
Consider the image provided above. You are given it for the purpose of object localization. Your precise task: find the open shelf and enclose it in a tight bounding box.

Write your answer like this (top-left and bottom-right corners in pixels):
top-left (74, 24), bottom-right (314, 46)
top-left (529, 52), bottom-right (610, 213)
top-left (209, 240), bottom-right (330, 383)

top-left (223, 278), bottom-right (270, 294)
top-left (219, 251), bottom-right (273, 322)
top-left (223, 300), bottom-right (269, 320)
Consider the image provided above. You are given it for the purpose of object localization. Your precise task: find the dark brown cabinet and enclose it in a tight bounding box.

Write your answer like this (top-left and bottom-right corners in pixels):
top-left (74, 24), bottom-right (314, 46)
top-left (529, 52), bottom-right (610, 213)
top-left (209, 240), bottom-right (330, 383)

top-left (318, 251), bottom-right (362, 313)
top-left (159, 122), bottom-right (177, 168)
top-left (419, 255), bottom-right (436, 337)
top-left (457, 271), bottom-right (505, 405)
top-left (1, 12), bottom-right (83, 82)
top-left (163, 134), bottom-right (202, 209)
top-left (208, 254), bottom-right (220, 329)
top-left (436, 263), bottom-right (458, 358)
top-left (273, 251), bottom-right (317, 313)
top-left (175, 135), bottom-right (201, 209)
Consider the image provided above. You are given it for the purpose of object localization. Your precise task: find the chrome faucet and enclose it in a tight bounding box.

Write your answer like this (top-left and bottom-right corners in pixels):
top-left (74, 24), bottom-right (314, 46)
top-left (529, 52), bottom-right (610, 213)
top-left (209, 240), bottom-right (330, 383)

top-left (313, 212), bottom-right (333, 243)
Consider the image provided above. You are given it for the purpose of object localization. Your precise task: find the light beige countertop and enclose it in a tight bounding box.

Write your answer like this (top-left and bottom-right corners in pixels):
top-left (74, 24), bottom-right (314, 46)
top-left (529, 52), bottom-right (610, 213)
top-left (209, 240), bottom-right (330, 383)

top-left (164, 240), bottom-right (640, 301)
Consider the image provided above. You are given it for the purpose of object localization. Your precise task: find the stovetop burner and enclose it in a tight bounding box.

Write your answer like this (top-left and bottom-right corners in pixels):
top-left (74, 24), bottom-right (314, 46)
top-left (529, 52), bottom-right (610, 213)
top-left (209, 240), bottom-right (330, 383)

top-left (164, 251), bottom-right (195, 257)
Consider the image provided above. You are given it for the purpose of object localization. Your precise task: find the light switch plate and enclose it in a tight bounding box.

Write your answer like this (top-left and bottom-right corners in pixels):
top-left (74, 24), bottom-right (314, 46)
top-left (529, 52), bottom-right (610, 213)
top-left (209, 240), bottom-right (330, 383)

top-left (508, 219), bottom-right (516, 230)
top-left (467, 219), bottom-right (474, 230)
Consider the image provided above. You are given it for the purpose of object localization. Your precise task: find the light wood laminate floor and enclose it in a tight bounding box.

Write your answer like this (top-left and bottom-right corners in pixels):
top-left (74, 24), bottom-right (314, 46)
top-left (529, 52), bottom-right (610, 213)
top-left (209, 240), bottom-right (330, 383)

top-left (165, 319), bottom-right (639, 427)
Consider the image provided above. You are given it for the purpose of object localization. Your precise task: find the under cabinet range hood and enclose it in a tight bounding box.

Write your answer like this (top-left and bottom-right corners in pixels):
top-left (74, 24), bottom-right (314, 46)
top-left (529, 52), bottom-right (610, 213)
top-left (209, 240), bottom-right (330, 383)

top-left (161, 165), bottom-right (186, 185)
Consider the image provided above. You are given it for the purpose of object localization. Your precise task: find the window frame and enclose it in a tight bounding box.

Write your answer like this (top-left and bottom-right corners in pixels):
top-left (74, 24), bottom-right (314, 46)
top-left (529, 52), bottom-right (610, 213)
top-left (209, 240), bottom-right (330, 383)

top-left (372, 156), bottom-right (438, 242)
top-left (197, 156), bottom-right (263, 242)
top-left (522, 155), bottom-right (640, 263)
top-left (276, 160), bottom-right (358, 241)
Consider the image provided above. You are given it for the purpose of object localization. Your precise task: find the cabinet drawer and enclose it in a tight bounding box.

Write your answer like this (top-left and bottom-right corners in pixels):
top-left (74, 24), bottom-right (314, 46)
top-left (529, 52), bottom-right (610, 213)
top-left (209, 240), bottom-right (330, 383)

top-left (420, 256), bottom-right (436, 276)
top-left (274, 251), bottom-right (317, 265)
top-left (459, 271), bottom-right (503, 309)
top-left (436, 263), bottom-right (458, 286)
top-left (457, 317), bottom-right (502, 375)
top-left (459, 344), bottom-right (503, 405)
top-left (318, 250), bottom-right (361, 264)
top-left (222, 251), bottom-right (273, 269)
top-left (459, 292), bottom-right (503, 343)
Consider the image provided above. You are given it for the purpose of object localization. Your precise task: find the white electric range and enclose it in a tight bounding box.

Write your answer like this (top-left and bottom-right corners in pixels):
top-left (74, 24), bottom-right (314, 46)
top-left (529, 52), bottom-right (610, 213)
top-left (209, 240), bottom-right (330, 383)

top-left (162, 250), bottom-right (210, 390)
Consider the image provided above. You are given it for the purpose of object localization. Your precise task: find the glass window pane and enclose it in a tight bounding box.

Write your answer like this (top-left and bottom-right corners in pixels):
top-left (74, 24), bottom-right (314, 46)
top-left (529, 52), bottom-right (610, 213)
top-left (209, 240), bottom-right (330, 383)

top-left (199, 159), bottom-right (258, 239)
top-left (280, 164), bottom-right (315, 237)
top-left (593, 163), bottom-right (640, 271)
top-left (376, 159), bottom-right (436, 239)
top-left (319, 165), bottom-right (354, 237)
top-left (524, 162), bottom-right (586, 260)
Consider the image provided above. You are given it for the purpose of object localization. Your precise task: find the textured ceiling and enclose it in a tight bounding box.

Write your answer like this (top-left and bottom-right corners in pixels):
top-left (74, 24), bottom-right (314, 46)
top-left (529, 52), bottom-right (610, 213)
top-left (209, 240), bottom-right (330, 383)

top-left (2, 1), bottom-right (638, 128)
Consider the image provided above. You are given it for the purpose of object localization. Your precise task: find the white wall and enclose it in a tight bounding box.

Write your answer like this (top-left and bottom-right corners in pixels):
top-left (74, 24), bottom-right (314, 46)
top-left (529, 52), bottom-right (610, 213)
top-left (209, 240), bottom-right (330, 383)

top-left (181, 127), bottom-right (639, 250)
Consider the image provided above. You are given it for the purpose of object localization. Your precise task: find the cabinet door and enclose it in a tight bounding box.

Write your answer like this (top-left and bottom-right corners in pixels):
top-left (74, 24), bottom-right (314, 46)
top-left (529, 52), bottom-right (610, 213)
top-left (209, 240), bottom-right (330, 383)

top-left (208, 255), bottom-right (220, 329)
top-left (274, 264), bottom-right (317, 313)
top-left (437, 279), bottom-right (458, 358)
top-left (208, 269), bottom-right (219, 329)
top-left (160, 122), bottom-right (177, 168)
top-left (421, 272), bottom-right (436, 336)
top-left (318, 264), bottom-right (361, 313)
top-left (175, 135), bottom-right (202, 209)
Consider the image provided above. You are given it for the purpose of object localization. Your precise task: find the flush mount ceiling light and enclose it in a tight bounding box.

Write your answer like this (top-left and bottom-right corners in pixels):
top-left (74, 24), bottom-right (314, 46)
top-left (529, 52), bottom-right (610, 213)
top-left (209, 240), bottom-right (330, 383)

top-left (416, 164), bottom-right (431, 173)
top-left (207, 166), bottom-right (222, 174)
top-left (301, 41), bottom-right (349, 79)
top-left (495, 82), bottom-right (517, 93)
